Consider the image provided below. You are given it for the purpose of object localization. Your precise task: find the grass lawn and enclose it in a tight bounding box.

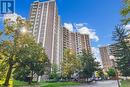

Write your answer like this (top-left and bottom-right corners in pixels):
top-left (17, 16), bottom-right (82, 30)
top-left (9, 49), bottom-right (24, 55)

top-left (13, 80), bottom-right (80, 87)
top-left (121, 80), bottom-right (130, 87)
top-left (14, 80), bottom-right (29, 86)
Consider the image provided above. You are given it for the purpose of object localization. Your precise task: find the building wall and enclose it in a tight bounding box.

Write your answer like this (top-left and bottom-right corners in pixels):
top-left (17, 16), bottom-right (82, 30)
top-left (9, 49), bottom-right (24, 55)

top-left (99, 46), bottom-right (113, 71)
top-left (30, 0), bottom-right (91, 66)
top-left (63, 27), bottom-right (91, 55)
top-left (70, 32), bottom-right (76, 53)
top-left (56, 16), bottom-right (63, 67)
top-left (30, 1), bottom-right (62, 65)
top-left (75, 32), bottom-right (82, 55)
top-left (80, 34), bottom-right (91, 53)
top-left (63, 27), bottom-right (70, 49)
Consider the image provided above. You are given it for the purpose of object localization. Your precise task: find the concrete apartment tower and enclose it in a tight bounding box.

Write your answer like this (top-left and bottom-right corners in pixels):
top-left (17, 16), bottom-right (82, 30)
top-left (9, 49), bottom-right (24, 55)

top-left (29, 0), bottom-right (62, 66)
top-left (99, 46), bottom-right (113, 71)
top-left (63, 27), bottom-right (91, 55)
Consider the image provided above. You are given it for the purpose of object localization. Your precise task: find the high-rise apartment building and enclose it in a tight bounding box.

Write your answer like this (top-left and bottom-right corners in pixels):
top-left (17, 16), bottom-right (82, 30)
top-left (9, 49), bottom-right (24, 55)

top-left (79, 34), bottom-right (91, 54)
top-left (63, 27), bottom-right (70, 49)
top-left (29, 0), bottom-right (62, 66)
top-left (99, 46), bottom-right (113, 71)
top-left (63, 27), bottom-right (91, 55)
top-left (29, 0), bottom-right (91, 67)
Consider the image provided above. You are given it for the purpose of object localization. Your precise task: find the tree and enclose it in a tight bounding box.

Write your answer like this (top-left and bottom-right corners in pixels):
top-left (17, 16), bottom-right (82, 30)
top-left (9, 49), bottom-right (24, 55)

top-left (13, 66), bottom-right (30, 81)
top-left (107, 68), bottom-right (116, 78)
top-left (24, 44), bottom-right (48, 83)
top-left (34, 60), bottom-right (50, 83)
top-left (61, 49), bottom-right (81, 80)
top-left (79, 50), bottom-right (99, 82)
top-left (13, 36), bottom-right (49, 84)
top-left (0, 55), bottom-right (8, 80)
top-left (33, 51), bottom-right (49, 83)
top-left (0, 17), bottom-right (49, 85)
top-left (121, 0), bottom-right (130, 24)
top-left (0, 17), bottom-right (31, 86)
top-left (112, 25), bottom-right (130, 77)
top-left (0, 42), bottom-right (8, 80)
top-left (50, 64), bottom-right (60, 80)
top-left (96, 68), bottom-right (106, 80)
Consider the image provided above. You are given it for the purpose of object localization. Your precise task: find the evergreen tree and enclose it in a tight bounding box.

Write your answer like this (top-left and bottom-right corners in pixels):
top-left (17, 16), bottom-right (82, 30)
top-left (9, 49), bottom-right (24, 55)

top-left (79, 50), bottom-right (99, 82)
top-left (112, 25), bottom-right (130, 77)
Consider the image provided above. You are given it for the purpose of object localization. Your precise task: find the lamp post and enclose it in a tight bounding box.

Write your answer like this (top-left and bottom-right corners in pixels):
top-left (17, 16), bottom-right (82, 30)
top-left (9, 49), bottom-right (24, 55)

top-left (109, 55), bottom-right (120, 87)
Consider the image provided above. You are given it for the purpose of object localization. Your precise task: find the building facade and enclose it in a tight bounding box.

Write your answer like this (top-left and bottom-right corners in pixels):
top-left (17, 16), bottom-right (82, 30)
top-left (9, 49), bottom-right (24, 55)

top-left (99, 46), bottom-right (113, 71)
top-left (63, 27), bottom-right (91, 55)
top-left (29, 0), bottom-right (62, 66)
top-left (29, 0), bottom-right (91, 67)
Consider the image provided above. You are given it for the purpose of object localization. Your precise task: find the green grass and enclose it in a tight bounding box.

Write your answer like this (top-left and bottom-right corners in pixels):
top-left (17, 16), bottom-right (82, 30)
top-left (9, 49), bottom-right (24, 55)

top-left (14, 80), bottom-right (29, 86)
top-left (14, 80), bottom-right (37, 86)
top-left (121, 80), bottom-right (130, 87)
top-left (40, 82), bottom-right (80, 87)
top-left (13, 80), bottom-right (80, 87)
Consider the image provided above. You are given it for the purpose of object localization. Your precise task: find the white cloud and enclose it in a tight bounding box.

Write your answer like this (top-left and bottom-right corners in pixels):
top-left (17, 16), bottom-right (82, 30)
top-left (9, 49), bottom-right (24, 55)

top-left (64, 23), bottom-right (74, 32)
top-left (77, 26), bottom-right (99, 42)
top-left (76, 23), bottom-right (99, 42)
top-left (75, 23), bottom-right (86, 27)
top-left (64, 23), bottom-right (99, 42)
top-left (125, 24), bottom-right (130, 30)
top-left (92, 47), bottom-right (102, 65)
top-left (124, 24), bottom-right (130, 34)
top-left (3, 13), bottom-right (25, 22)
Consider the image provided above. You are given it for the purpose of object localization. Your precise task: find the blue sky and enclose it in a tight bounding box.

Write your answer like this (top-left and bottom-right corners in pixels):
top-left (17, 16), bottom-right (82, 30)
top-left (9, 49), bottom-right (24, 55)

top-left (0, 0), bottom-right (122, 61)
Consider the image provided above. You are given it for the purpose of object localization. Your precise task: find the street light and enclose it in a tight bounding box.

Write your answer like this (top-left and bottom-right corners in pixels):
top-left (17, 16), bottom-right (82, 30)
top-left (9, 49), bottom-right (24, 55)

top-left (109, 55), bottom-right (120, 87)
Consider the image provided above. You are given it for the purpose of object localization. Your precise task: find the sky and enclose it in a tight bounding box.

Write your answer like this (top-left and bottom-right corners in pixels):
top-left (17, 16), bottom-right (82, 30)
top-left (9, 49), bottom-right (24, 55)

top-left (0, 0), bottom-right (122, 62)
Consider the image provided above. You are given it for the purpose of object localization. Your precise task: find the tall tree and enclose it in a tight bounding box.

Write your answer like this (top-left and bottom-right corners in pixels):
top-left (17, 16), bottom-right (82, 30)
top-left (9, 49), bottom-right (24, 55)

top-left (61, 49), bottom-right (81, 80)
top-left (34, 58), bottom-right (50, 83)
top-left (0, 17), bottom-right (31, 86)
top-left (112, 25), bottom-right (130, 77)
top-left (0, 41), bottom-right (8, 80)
top-left (79, 50), bottom-right (99, 82)
top-left (121, 0), bottom-right (130, 24)
top-left (14, 36), bottom-right (49, 83)
top-left (50, 64), bottom-right (60, 80)
top-left (13, 38), bottom-right (49, 83)
top-left (1, 17), bottom-right (49, 85)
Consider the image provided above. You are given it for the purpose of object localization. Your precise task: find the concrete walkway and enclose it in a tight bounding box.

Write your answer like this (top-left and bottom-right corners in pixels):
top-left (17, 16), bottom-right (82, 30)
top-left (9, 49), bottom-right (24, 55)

top-left (65, 80), bottom-right (118, 87)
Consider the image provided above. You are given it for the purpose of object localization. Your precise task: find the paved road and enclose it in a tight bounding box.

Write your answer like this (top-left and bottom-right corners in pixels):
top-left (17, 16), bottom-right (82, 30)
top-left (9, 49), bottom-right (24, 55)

top-left (66, 80), bottom-right (118, 87)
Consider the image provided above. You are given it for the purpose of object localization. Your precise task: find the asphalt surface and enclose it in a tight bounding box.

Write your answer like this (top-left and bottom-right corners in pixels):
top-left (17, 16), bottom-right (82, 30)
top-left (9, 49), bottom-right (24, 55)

top-left (66, 80), bottom-right (118, 87)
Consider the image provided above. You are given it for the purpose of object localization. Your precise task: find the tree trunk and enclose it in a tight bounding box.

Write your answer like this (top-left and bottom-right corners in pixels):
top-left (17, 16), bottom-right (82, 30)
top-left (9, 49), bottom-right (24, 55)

top-left (30, 71), bottom-right (34, 84)
top-left (86, 78), bottom-right (89, 83)
top-left (37, 75), bottom-right (39, 83)
top-left (4, 64), bottom-right (13, 86)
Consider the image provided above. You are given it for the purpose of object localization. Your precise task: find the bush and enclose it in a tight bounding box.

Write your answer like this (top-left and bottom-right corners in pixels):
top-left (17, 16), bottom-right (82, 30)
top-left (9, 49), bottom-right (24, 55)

top-left (107, 68), bottom-right (116, 78)
top-left (13, 67), bottom-right (30, 82)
